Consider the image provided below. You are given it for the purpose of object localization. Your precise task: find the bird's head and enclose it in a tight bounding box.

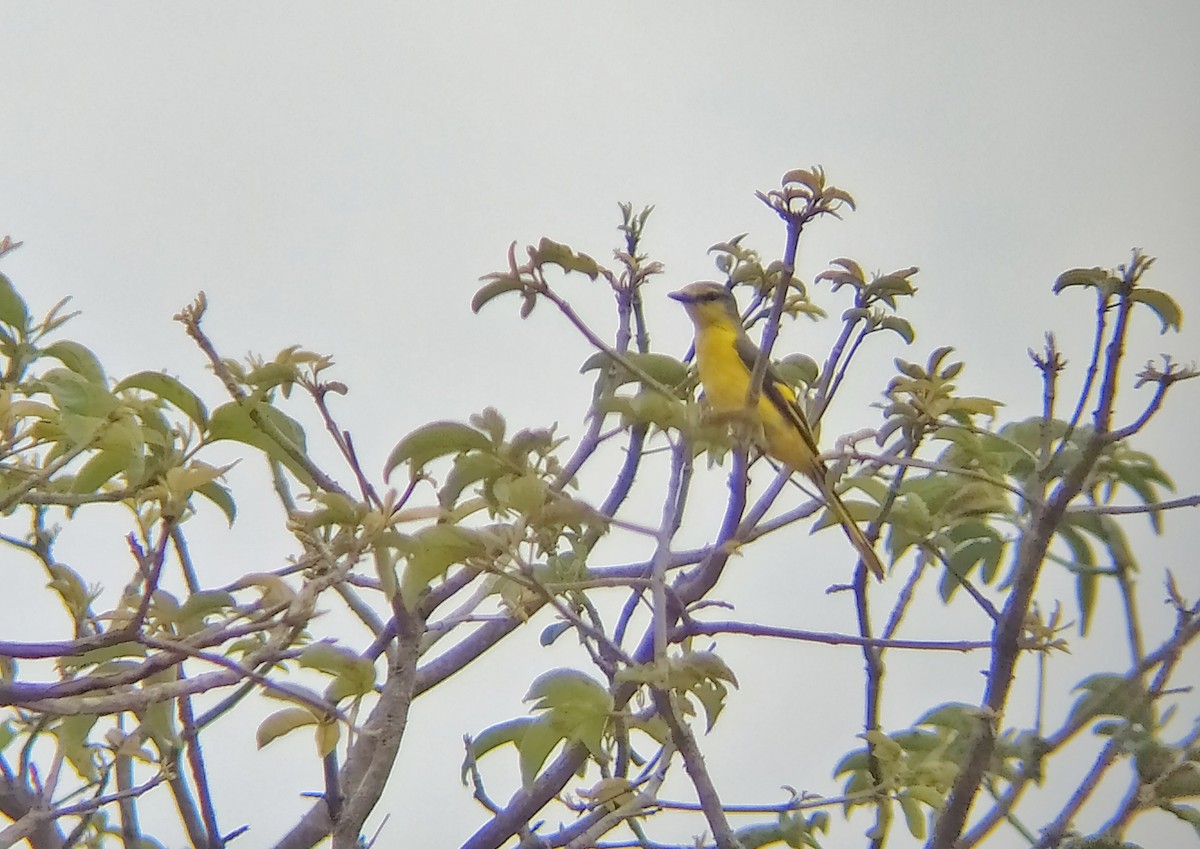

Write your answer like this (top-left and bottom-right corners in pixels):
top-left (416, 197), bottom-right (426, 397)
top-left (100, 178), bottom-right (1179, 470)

top-left (668, 281), bottom-right (740, 328)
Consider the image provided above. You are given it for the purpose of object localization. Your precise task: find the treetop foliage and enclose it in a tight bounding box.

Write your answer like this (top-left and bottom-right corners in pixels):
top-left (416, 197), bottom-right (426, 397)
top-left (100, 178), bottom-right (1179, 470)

top-left (0, 167), bottom-right (1197, 849)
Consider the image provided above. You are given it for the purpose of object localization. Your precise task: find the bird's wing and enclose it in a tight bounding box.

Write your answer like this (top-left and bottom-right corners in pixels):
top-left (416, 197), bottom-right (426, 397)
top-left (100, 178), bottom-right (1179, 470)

top-left (732, 332), bottom-right (823, 456)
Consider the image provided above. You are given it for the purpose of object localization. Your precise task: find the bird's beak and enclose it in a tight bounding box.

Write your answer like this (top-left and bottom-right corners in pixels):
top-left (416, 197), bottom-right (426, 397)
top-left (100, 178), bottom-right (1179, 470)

top-left (668, 289), bottom-right (688, 303)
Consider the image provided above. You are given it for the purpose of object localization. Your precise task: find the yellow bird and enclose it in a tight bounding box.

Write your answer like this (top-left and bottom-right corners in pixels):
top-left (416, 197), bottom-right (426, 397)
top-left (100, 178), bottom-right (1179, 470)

top-left (670, 281), bottom-right (885, 580)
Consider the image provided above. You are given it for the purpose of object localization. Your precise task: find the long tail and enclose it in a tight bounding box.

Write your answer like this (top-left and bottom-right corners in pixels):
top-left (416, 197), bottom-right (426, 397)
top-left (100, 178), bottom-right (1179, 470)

top-left (816, 477), bottom-right (886, 581)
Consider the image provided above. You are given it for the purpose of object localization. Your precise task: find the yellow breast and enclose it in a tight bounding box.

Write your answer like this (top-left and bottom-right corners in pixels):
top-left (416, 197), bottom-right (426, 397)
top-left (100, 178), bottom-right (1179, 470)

top-left (693, 324), bottom-right (753, 413)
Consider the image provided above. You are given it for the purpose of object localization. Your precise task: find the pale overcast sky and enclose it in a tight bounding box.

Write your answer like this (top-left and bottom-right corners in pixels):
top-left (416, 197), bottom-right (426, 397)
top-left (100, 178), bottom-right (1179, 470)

top-left (5, 4), bottom-right (1200, 848)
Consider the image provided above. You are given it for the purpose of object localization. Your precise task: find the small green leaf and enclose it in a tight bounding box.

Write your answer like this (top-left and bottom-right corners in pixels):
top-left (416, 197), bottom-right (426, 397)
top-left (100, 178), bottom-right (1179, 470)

top-left (178, 591), bottom-right (236, 624)
top-left (315, 719), bottom-right (340, 758)
top-left (71, 449), bottom-right (130, 494)
top-left (579, 351), bottom-right (690, 391)
top-left (39, 368), bottom-right (119, 417)
top-left (812, 498), bottom-right (880, 532)
top-left (207, 400), bottom-right (314, 487)
top-left (244, 361), bottom-right (297, 391)
top-left (776, 353), bottom-right (820, 388)
top-left (384, 420), bottom-right (492, 481)
top-left (52, 714), bottom-right (101, 782)
top-left (195, 481), bottom-right (237, 525)
top-left (1053, 267), bottom-right (1114, 294)
top-left (833, 747), bottom-right (871, 777)
top-left (878, 315), bottom-right (916, 344)
top-left (399, 524), bottom-right (491, 604)
top-left (1068, 674), bottom-right (1152, 728)
top-left (942, 526), bottom-right (1006, 601)
top-left (463, 716), bottom-right (536, 782)
top-left (1076, 568), bottom-right (1098, 636)
top-left (517, 716), bottom-right (563, 787)
top-left (540, 621), bottom-right (572, 647)
top-left (256, 708), bottom-right (319, 749)
top-left (59, 641), bottom-right (148, 671)
top-left (299, 643), bottom-right (364, 676)
top-left (916, 702), bottom-right (981, 734)
top-left (525, 668), bottom-right (612, 713)
top-left (300, 643), bottom-right (377, 702)
top-left (898, 792), bottom-right (926, 839)
top-left (781, 168), bottom-right (823, 194)
top-left (524, 667), bottom-right (613, 756)
top-left (115, 371), bottom-right (209, 427)
top-left (471, 277), bottom-right (528, 314)
top-left (1164, 803), bottom-right (1200, 836)
top-left (1130, 287), bottom-right (1182, 333)
top-left (439, 451), bottom-right (508, 508)
top-left (949, 396), bottom-right (1002, 418)
top-left (533, 237), bottom-right (600, 279)
top-left (0, 273), bottom-right (30, 330)
top-left (41, 341), bottom-right (106, 384)
top-left (101, 413), bottom-right (146, 483)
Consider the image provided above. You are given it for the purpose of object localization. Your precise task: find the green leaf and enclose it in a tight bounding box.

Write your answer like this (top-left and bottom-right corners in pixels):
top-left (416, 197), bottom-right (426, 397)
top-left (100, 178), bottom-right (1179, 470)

top-left (300, 643), bottom-right (377, 702)
top-left (1163, 803), bottom-right (1200, 837)
top-left (776, 353), bottom-right (820, 388)
top-left (177, 591), bottom-right (236, 629)
top-left (208, 399), bottom-right (305, 450)
top-left (59, 641), bottom-right (148, 671)
top-left (135, 681), bottom-right (180, 749)
top-left (299, 642), bottom-right (367, 676)
top-left (524, 668), bottom-right (613, 756)
top-left (1157, 761), bottom-right (1200, 801)
top-left (491, 473), bottom-right (547, 516)
top-left (0, 273), bottom-right (30, 330)
top-left (812, 498), bottom-right (880, 532)
top-left (207, 400), bottom-right (314, 487)
top-left (525, 668), bottom-right (613, 714)
top-left (468, 407), bottom-right (507, 444)
top-left (41, 341), bottom-right (106, 383)
top-left (100, 413), bottom-right (146, 483)
top-left (471, 277), bottom-right (528, 314)
top-left (517, 715), bottom-right (564, 787)
top-left (244, 361), bottom-right (297, 391)
top-left (439, 451), bottom-right (508, 509)
top-left (1068, 674), bottom-right (1152, 728)
top-left (52, 714), bottom-right (101, 781)
top-left (533, 237), bottom-right (600, 279)
top-left (463, 716), bottom-right (536, 781)
top-left (781, 167), bottom-right (823, 194)
top-left (195, 481), bottom-right (237, 525)
top-left (162, 461), bottom-right (229, 498)
top-left (399, 524), bottom-right (490, 604)
top-left (540, 621), bottom-right (572, 647)
top-left (878, 314), bottom-right (916, 344)
top-left (948, 396), bottom-right (1002, 419)
top-left (941, 525), bottom-right (1006, 601)
top-left (384, 420), bottom-right (492, 481)
top-left (71, 448), bottom-right (130, 494)
top-left (256, 708), bottom-right (318, 749)
top-left (898, 792), bottom-right (926, 839)
top-left (916, 702), bottom-right (981, 735)
top-left (1056, 523), bottom-right (1096, 574)
top-left (39, 368), bottom-right (119, 418)
top-left (1053, 267), bottom-right (1115, 294)
top-left (868, 269), bottom-right (919, 304)
top-left (115, 371), bottom-right (209, 427)
top-left (833, 747), bottom-right (871, 777)
top-left (314, 719), bottom-right (340, 758)
top-left (579, 350), bottom-right (690, 391)
top-left (1130, 288), bottom-right (1182, 333)
top-left (1077, 567), bottom-right (1098, 637)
